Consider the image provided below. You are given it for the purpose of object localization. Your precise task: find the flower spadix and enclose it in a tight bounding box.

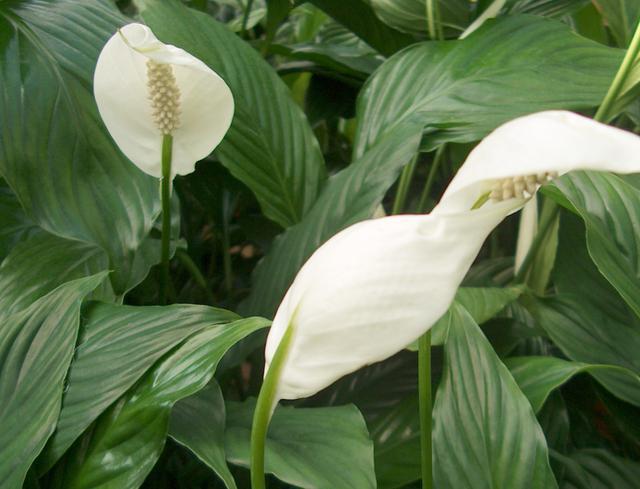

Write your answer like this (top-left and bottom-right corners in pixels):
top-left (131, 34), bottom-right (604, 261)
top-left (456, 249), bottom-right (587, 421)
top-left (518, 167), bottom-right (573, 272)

top-left (264, 110), bottom-right (640, 402)
top-left (94, 23), bottom-right (234, 178)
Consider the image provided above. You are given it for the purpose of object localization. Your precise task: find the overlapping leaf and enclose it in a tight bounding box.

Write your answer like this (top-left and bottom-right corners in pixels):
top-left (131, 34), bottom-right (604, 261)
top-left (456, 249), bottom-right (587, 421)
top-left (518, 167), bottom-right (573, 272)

top-left (354, 15), bottom-right (622, 157)
top-left (0, 274), bottom-right (106, 489)
top-left (0, 0), bottom-right (161, 294)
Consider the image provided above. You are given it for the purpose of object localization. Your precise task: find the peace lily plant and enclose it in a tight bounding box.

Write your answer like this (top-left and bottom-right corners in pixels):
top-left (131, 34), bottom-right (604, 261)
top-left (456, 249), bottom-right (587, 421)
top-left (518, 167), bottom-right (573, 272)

top-left (94, 23), bottom-right (234, 302)
top-left (250, 110), bottom-right (640, 489)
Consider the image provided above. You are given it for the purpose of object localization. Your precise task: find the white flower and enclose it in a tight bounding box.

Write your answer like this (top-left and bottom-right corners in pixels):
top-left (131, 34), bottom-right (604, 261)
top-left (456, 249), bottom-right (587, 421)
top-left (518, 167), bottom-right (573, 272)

top-left (265, 110), bottom-right (640, 401)
top-left (94, 23), bottom-right (234, 178)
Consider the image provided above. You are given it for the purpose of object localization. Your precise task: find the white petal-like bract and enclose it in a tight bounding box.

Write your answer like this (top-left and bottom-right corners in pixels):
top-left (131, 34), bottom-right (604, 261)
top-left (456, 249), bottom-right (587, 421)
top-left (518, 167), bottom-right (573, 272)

top-left (94, 23), bottom-right (234, 178)
top-left (265, 111), bottom-right (640, 401)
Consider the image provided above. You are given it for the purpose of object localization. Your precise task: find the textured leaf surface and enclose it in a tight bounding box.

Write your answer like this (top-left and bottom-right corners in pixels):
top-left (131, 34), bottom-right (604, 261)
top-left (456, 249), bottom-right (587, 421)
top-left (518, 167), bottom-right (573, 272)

top-left (595, 0), bottom-right (640, 46)
top-left (170, 382), bottom-right (237, 489)
top-left (354, 15), bottom-right (621, 157)
top-left (433, 304), bottom-right (557, 489)
top-left (0, 232), bottom-right (114, 320)
top-left (506, 356), bottom-right (640, 413)
top-left (243, 122), bottom-right (422, 317)
top-left (0, 274), bottom-right (106, 489)
top-left (56, 318), bottom-right (267, 489)
top-left (138, 0), bottom-right (326, 228)
top-left (560, 449), bottom-right (640, 489)
top-left (549, 171), bottom-right (640, 318)
top-left (0, 180), bottom-right (35, 262)
top-left (39, 302), bottom-right (239, 472)
top-left (530, 296), bottom-right (640, 406)
top-left (0, 0), bottom-right (160, 294)
top-left (226, 399), bottom-right (376, 489)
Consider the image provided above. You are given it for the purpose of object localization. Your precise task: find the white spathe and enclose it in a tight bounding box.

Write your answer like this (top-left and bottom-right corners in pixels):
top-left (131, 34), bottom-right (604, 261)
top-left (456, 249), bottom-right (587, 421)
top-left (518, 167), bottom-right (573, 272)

top-left (265, 111), bottom-right (640, 401)
top-left (94, 23), bottom-right (234, 178)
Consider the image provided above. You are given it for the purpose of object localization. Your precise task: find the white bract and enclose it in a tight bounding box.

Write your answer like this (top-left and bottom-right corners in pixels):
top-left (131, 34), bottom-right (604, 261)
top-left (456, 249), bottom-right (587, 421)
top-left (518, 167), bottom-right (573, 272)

top-left (265, 110), bottom-right (640, 401)
top-left (94, 23), bottom-right (234, 178)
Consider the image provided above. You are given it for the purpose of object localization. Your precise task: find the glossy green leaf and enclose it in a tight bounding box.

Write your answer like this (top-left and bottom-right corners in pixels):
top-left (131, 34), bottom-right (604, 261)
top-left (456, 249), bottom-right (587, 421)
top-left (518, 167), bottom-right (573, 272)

top-left (307, 0), bottom-right (415, 56)
top-left (55, 317), bottom-right (268, 489)
top-left (0, 274), bottom-right (106, 489)
top-left (433, 303), bottom-right (557, 489)
top-left (506, 0), bottom-right (590, 18)
top-left (354, 15), bottom-right (622, 157)
top-left (243, 122), bottom-right (423, 317)
top-left (560, 449), bottom-right (640, 489)
top-left (529, 295), bottom-right (640, 406)
top-left (137, 0), bottom-right (326, 228)
top-left (0, 0), bottom-right (161, 294)
top-left (595, 0), bottom-right (640, 46)
top-left (225, 399), bottom-right (376, 488)
top-left (38, 302), bottom-right (240, 472)
top-left (0, 180), bottom-right (35, 262)
top-left (170, 382), bottom-right (237, 489)
top-left (506, 356), bottom-right (640, 413)
top-left (0, 232), bottom-right (114, 319)
top-left (548, 171), bottom-right (640, 318)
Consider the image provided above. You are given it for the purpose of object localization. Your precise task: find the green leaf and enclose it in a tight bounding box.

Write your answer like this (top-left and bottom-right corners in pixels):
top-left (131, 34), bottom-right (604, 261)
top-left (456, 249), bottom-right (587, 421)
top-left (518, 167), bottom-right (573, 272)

top-left (225, 399), bottom-right (376, 488)
top-left (594, 0), bottom-right (640, 46)
top-left (243, 122), bottom-right (423, 317)
top-left (266, 0), bottom-right (293, 44)
top-left (528, 295), bottom-right (640, 406)
top-left (559, 449), bottom-right (640, 489)
top-left (433, 303), bottom-right (557, 489)
top-left (54, 318), bottom-right (268, 489)
top-left (307, 0), bottom-right (415, 56)
top-left (506, 356), bottom-right (640, 413)
top-left (506, 0), bottom-right (590, 18)
top-left (0, 180), bottom-right (35, 262)
top-left (0, 274), bottom-right (106, 489)
top-left (547, 171), bottom-right (640, 319)
top-left (369, 395), bottom-right (420, 489)
top-left (170, 382), bottom-right (237, 489)
top-left (0, 232), bottom-right (114, 320)
top-left (0, 0), bottom-right (161, 294)
top-left (38, 302), bottom-right (240, 472)
top-left (354, 15), bottom-right (622, 158)
top-left (137, 0), bottom-right (326, 228)
top-left (369, 0), bottom-right (472, 36)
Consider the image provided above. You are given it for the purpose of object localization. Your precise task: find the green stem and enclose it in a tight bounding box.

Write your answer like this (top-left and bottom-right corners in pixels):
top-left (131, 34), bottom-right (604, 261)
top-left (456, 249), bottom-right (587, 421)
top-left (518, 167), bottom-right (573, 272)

top-left (426, 0), bottom-right (444, 40)
top-left (392, 156), bottom-right (418, 215)
top-left (418, 331), bottom-right (433, 489)
top-left (175, 249), bottom-right (215, 305)
top-left (241, 0), bottom-right (255, 37)
top-left (513, 201), bottom-right (559, 284)
top-left (221, 196), bottom-right (233, 294)
top-left (251, 321), bottom-right (296, 489)
top-left (594, 19), bottom-right (640, 123)
top-left (417, 145), bottom-right (445, 213)
top-left (160, 134), bottom-right (173, 305)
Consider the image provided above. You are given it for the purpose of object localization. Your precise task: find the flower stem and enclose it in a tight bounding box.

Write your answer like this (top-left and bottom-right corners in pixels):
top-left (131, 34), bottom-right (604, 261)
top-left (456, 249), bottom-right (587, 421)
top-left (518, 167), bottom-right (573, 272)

top-left (242, 0), bottom-right (255, 37)
top-left (160, 134), bottom-right (173, 305)
top-left (417, 145), bottom-right (445, 213)
top-left (418, 330), bottom-right (433, 489)
top-left (392, 156), bottom-right (418, 215)
top-left (251, 322), bottom-right (296, 489)
top-left (426, 0), bottom-right (444, 40)
top-left (594, 18), bottom-right (640, 123)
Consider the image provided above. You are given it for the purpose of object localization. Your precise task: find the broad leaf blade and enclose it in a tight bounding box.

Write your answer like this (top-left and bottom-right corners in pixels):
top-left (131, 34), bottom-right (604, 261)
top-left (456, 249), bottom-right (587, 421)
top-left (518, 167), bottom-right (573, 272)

top-left (433, 304), bottom-right (557, 489)
top-left (226, 400), bottom-right (376, 488)
top-left (38, 302), bottom-right (239, 472)
top-left (354, 15), bottom-right (622, 157)
top-left (0, 274), bottom-right (106, 489)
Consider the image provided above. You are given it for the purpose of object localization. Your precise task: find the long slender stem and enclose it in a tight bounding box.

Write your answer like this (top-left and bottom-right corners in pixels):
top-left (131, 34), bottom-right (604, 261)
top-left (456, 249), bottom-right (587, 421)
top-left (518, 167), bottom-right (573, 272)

top-left (418, 331), bottom-right (433, 489)
top-left (417, 145), bottom-right (445, 213)
top-left (241, 0), bottom-right (255, 37)
top-left (159, 134), bottom-right (173, 305)
top-left (594, 18), bottom-right (640, 123)
top-left (251, 321), bottom-right (296, 489)
top-left (425, 0), bottom-right (443, 40)
top-left (392, 156), bottom-right (418, 215)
